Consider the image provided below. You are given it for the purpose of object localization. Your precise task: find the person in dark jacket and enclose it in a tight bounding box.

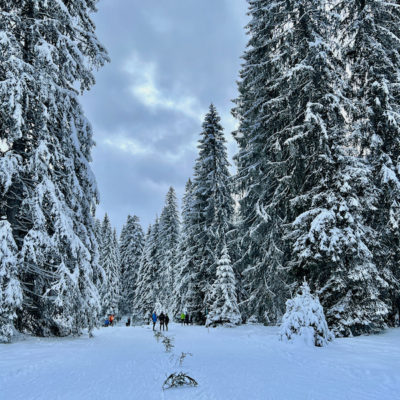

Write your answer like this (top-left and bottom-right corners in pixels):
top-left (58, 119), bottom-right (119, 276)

top-left (184, 313), bottom-right (189, 326)
top-left (159, 312), bottom-right (165, 331)
top-left (165, 314), bottom-right (170, 331)
top-left (152, 312), bottom-right (157, 331)
top-left (396, 297), bottom-right (400, 327)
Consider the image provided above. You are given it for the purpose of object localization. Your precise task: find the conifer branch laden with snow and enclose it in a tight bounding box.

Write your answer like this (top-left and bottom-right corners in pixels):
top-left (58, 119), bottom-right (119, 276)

top-left (280, 282), bottom-right (334, 347)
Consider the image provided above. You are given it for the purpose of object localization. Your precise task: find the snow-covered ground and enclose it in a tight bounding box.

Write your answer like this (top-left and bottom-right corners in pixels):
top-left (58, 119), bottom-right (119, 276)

top-left (1, 323), bottom-right (399, 400)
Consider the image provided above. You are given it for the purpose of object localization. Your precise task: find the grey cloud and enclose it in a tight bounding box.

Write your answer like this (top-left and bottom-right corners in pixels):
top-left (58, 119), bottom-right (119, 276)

top-left (82, 0), bottom-right (249, 230)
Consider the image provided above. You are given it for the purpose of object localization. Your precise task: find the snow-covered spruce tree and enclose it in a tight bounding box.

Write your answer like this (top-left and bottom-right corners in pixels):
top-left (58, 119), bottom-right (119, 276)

top-left (119, 215), bottom-right (144, 315)
top-left (113, 227), bottom-right (121, 295)
top-left (173, 179), bottom-right (196, 316)
top-left (133, 220), bottom-right (161, 318)
top-left (94, 218), bottom-right (103, 249)
top-left (0, 1), bottom-right (108, 336)
top-left (289, 156), bottom-right (388, 336)
top-left (206, 245), bottom-right (241, 327)
top-left (133, 225), bottom-right (152, 317)
top-left (232, 0), bottom-right (293, 324)
top-left (158, 187), bottom-right (180, 311)
top-left (341, 0), bottom-right (400, 326)
top-left (226, 208), bottom-right (248, 320)
top-left (279, 0), bottom-right (387, 336)
top-left (233, 0), bottom-right (388, 335)
top-left (0, 221), bottom-right (23, 342)
top-left (99, 215), bottom-right (120, 316)
top-left (287, 2), bottom-right (387, 336)
top-left (92, 218), bottom-right (106, 300)
top-left (180, 105), bottom-right (234, 323)
top-left (280, 281), bottom-right (334, 347)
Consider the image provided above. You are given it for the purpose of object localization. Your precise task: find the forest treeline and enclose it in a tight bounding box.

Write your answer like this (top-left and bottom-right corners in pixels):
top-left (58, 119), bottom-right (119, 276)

top-left (1, 0), bottom-right (400, 342)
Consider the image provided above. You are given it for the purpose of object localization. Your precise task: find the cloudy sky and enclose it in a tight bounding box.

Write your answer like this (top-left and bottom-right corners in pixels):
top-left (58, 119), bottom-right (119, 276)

top-left (82, 0), bottom-right (249, 231)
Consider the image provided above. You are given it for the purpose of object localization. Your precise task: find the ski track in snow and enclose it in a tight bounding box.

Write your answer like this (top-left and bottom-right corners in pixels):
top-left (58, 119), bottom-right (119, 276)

top-left (1, 324), bottom-right (399, 400)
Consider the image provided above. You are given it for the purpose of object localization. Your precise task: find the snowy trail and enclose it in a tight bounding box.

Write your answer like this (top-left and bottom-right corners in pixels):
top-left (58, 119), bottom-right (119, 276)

top-left (1, 324), bottom-right (399, 399)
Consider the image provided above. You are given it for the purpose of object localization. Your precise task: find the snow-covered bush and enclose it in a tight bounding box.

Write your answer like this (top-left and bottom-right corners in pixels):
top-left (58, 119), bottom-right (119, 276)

top-left (280, 282), bottom-right (334, 347)
top-left (206, 245), bottom-right (241, 327)
top-left (246, 315), bottom-right (259, 324)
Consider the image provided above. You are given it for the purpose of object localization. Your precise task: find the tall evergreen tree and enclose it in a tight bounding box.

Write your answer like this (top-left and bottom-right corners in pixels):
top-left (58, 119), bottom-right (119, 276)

top-left (158, 187), bottom-right (180, 311)
top-left (134, 219), bottom-right (161, 317)
top-left (341, 0), bottom-right (400, 326)
top-left (99, 215), bottom-right (120, 316)
top-left (173, 179), bottom-right (195, 315)
top-left (232, 0), bottom-right (292, 323)
top-left (0, 1), bottom-right (108, 336)
top-left (93, 217), bottom-right (106, 298)
top-left (233, 0), bottom-right (387, 335)
top-left (119, 215), bottom-right (144, 315)
top-left (179, 104), bottom-right (234, 323)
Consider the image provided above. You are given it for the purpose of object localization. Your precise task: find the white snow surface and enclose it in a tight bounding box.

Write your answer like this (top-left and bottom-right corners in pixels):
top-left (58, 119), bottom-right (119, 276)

top-left (1, 324), bottom-right (399, 399)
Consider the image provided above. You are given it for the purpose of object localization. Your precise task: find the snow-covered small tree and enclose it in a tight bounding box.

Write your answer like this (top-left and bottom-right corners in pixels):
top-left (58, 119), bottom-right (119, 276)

top-left (0, 220), bottom-right (22, 343)
top-left (280, 282), bottom-right (334, 347)
top-left (206, 245), bottom-right (241, 327)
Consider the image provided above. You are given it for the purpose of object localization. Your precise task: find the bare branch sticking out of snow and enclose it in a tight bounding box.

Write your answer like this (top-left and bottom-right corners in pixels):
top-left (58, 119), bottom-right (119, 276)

top-left (162, 372), bottom-right (198, 390)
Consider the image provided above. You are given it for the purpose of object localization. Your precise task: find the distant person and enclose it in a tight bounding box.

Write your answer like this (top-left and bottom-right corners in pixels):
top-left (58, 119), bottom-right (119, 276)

top-left (165, 314), bottom-right (170, 331)
top-left (184, 313), bottom-right (189, 326)
top-left (180, 313), bottom-right (185, 325)
top-left (159, 312), bottom-right (165, 331)
top-left (109, 314), bottom-right (115, 327)
top-left (104, 318), bottom-right (110, 327)
top-left (152, 312), bottom-right (157, 331)
top-left (396, 297), bottom-right (400, 327)
top-left (126, 317), bottom-right (131, 327)
top-left (189, 315), bottom-right (193, 325)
